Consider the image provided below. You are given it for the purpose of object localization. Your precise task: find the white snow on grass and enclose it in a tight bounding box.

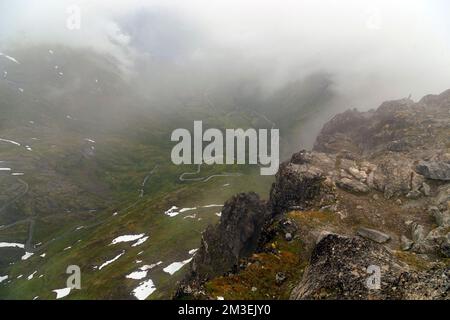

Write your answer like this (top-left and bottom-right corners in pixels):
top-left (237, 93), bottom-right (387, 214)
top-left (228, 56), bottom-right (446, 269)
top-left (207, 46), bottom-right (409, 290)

top-left (0, 242), bottom-right (24, 249)
top-left (215, 212), bottom-right (222, 217)
top-left (188, 248), bottom-right (198, 255)
top-left (0, 168), bottom-right (11, 171)
top-left (0, 138), bottom-right (21, 146)
top-left (111, 234), bottom-right (145, 245)
top-left (164, 206), bottom-right (179, 217)
top-left (40, 253), bottom-right (46, 258)
top-left (202, 204), bottom-right (223, 208)
top-left (98, 251), bottom-right (125, 270)
top-left (132, 236), bottom-right (149, 247)
top-left (0, 275), bottom-right (8, 283)
top-left (132, 279), bottom-right (156, 300)
top-left (53, 288), bottom-right (71, 299)
top-left (126, 270), bottom-right (147, 280)
top-left (63, 246), bottom-right (72, 251)
top-left (163, 258), bottom-right (192, 275)
top-left (0, 52), bottom-right (20, 64)
top-left (27, 271), bottom-right (37, 280)
top-left (21, 252), bottom-right (34, 260)
top-left (217, 296), bottom-right (225, 300)
top-left (164, 206), bottom-right (197, 217)
top-left (25, 146), bottom-right (32, 151)
top-left (140, 261), bottom-right (162, 271)
top-left (11, 173), bottom-right (24, 176)
top-left (84, 138), bottom-right (96, 143)
top-left (183, 214), bottom-right (197, 219)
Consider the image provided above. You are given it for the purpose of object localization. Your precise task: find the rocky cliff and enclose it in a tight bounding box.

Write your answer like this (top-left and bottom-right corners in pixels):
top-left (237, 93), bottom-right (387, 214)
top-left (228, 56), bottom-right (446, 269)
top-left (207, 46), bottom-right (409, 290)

top-left (176, 90), bottom-right (450, 300)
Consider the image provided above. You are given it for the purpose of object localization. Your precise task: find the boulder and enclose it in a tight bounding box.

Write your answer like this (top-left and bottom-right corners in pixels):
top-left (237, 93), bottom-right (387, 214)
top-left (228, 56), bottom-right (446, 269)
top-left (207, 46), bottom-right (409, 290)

top-left (336, 178), bottom-right (370, 194)
top-left (416, 161), bottom-right (450, 181)
top-left (429, 206), bottom-right (450, 227)
top-left (357, 227), bottom-right (391, 243)
top-left (401, 235), bottom-right (413, 251)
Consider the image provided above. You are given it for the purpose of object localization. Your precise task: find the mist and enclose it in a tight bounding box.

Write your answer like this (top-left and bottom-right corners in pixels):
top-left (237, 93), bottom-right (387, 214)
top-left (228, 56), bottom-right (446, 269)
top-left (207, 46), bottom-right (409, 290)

top-left (1, 0), bottom-right (450, 149)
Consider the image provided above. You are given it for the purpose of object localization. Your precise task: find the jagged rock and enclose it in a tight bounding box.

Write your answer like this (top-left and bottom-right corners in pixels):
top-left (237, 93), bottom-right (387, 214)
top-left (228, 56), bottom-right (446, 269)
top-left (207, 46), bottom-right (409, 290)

top-left (336, 178), bottom-right (370, 194)
top-left (357, 227), bottom-right (391, 243)
top-left (387, 140), bottom-right (411, 152)
top-left (411, 223), bottom-right (426, 243)
top-left (406, 190), bottom-right (422, 199)
top-left (421, 182), bottom-right (431, 196)
top-left (290, 234), bottom-right (404, 299)
top-left (290, 234), bottom-right (449, 300)
top-left (416, 161), bottom-right (450, 181)
top-left (185, 192), bottom-right (269, 285)
top-left (401, 235), bottom-right (413, 251)
top-left (347, 167), bottom-right (367, 181)
top-left (430, 207), bottom-right (450, 227)
top-left (435, 186), bottom-right (450, 211)
top-left (270, 161), bottom-right (327, 215)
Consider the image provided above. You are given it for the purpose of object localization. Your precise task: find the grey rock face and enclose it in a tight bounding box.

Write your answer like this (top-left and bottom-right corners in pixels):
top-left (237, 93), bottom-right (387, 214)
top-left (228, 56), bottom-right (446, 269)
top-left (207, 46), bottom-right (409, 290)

top-left (357, 227), bottom-right (391, 243)
top-left (290, 234), bottom-right (449, 300)
top-left (401, 235), bottom-right (414, 251)
top-left (269, 161), bottom-right (327, 215)
top-left (416, 161), bottom-right (450, 181)
top-left (336, 178), bottom-right (370, 194)
top-left (430, 207), bottom-right (450, 227)
top-left (187, 192), bottom-right (269, 284)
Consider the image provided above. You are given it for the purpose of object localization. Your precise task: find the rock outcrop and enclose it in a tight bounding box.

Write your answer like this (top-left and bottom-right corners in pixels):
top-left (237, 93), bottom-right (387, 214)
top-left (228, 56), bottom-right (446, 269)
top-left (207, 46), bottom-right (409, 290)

top-left (176, 193), bottom-right (269, 297)
top-left (177, 89), bottom-right (450, 300)
top-left (290, 234), bottom-right (449, 300)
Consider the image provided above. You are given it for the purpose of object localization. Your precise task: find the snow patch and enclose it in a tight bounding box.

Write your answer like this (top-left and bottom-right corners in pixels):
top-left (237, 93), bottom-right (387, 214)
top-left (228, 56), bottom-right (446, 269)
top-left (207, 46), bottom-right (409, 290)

top-left (27, 271), bottom-right (37, 280)
top-left (98, 251), bottom-right (125, 270)
top-left (132, 236), bottom-right (149, 247)
top-left (163, 258), bottom-right (192, 275)
top-left (126, 270), bottom-right (147, 280)
top-left (111, 234), bottom-right (145, 245)
top-left (164, 206), bottom-right (196, 217)
top-left (21, 252), bottom-right (34, 260)
top-left (132, 279), bottom-right (156, 300)
top-left (53, 288), bottom-right (71, 299)
top-left (0, 275), bottom-right (8, 283)
top-left (0, 138), bottom-right (21, 146)
top-left (202, 204), bottom-right (223, 208)
top-left (0, 242), bottom-right (24, 249)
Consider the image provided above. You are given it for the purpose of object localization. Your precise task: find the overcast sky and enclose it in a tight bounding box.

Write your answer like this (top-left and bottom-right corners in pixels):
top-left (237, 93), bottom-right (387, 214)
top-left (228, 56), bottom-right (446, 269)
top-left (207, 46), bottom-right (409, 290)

top-left (1, 0), bottom-right (450, 107)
